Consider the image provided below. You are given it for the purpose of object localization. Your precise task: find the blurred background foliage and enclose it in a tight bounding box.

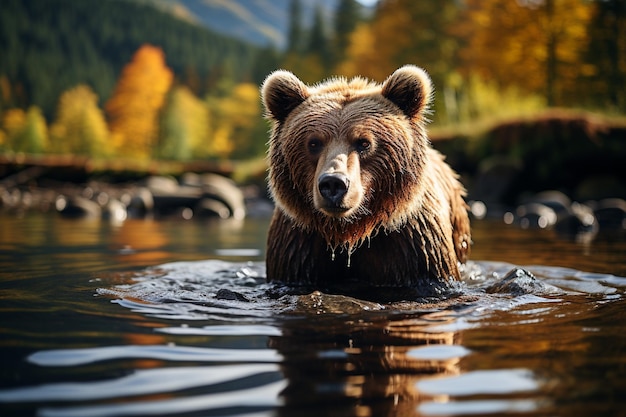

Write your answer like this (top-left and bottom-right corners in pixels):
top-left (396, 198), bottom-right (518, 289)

top-left (0, 0), bottom-right (624, 162)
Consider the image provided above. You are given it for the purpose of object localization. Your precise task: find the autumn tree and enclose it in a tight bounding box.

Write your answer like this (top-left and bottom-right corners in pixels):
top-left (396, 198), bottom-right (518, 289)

top-left (458, 0), bottom-right (593, 106)
top-left (338, 0), bottom-right (459, 80)
top-left (105, 45), bottom-right (173, 159)
top-left (336, 23), bottom-right (379, 78)
top-left (2, 106), bottom-right (48, 154)
top-left (205, 83), bottom-right (262, 159)
top-left (158, 85), bottom-right (210, 160)
top-left (337, 0), bottom-right (460, 123)
top-left (50, 85), bottom-right (109, 157)
top-left (1, 109), bottom-right (25, 152)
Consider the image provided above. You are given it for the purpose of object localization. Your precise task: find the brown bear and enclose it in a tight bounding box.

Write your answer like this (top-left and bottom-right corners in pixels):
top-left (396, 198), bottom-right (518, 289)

top-left (261, 65), bottom-right (471, 301)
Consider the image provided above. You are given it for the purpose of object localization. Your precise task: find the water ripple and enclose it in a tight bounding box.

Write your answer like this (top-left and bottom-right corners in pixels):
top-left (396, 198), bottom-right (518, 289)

top-left (407, 345), bottom-right (472, 360)
top-left (418, 399), bottom-right (540, 416)
top-left (0, 364), bottom-right (280, 402)
top-left (156, 324), bottom-right (283, 336)
top-left (416, 368), bottom-right (538, 397)
top-left (38, 379), bottom-right (287, 417)
top-left (28, 344), bottom-right (283, 367)
top-left (92, 259), bottom-right (626, 332)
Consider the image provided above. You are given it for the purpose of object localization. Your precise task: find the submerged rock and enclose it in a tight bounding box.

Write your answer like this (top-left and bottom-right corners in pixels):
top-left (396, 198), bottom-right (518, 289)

top-left (485, 268), bottom-right (560, 296)
top-left (294, 290), bottom-right (385, 314)
top-left (215, 288), bottom-right (250, 302)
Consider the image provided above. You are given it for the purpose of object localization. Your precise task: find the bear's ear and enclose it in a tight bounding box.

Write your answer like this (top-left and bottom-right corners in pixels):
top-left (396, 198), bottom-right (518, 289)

top-left (261, 70), bottom-right (310, 123)
top-left (381, 65), bottom-right (433, 120)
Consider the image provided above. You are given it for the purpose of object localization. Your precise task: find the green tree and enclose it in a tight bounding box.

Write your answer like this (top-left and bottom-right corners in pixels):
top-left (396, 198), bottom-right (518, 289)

top-left (3, 106), bottom-right (48, 154)
top-left (281, 1), bottom-right (326, 83)
top-left (251, 46), bottom-right (282, 84)
top-left (583, 0), bottom-right (626, 110)
top-left (333, 0), bottom-right (362, 70)
top-left (307, 6), bottom-right (332, 72)
top-left (158, 86), bottom-right (210, 160)
top-left (287, 0), bottom-right (304, 53)
top-left (50, 84), bottom-right (109, 157)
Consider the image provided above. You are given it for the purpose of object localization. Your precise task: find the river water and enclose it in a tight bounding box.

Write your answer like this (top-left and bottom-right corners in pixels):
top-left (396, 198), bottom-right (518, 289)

top-left (0, 212), bottom-right (625, 417)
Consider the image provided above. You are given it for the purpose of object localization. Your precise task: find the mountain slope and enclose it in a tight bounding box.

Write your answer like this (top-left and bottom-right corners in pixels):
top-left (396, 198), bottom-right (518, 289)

top-left (134, 0), bottom-right (346, 48)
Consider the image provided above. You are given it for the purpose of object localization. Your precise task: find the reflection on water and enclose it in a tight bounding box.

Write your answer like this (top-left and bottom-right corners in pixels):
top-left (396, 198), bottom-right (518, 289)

top-left (0, 213), bottom-right (625, 416)
top-left (0, 213), bottom-right (268, 277)
top-left (470, 218), bottom-right (626, 277)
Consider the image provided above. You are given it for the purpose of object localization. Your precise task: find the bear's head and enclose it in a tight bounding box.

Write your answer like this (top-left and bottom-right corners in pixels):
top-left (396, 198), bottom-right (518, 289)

top-left (262, 65), bottom-right (434, 254)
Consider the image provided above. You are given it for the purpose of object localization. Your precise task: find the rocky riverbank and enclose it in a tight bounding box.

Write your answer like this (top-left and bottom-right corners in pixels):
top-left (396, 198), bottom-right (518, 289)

top-left (1, 110), bottom-right (625, 240)
top-left (0, 171), bottom-right (274, 222)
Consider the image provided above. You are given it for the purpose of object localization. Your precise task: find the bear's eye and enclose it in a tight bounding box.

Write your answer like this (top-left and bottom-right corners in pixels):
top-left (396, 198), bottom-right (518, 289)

top-left (307, 138), bottom-right (323, 154)
top-left (355, 138), bottom-right (372, 153)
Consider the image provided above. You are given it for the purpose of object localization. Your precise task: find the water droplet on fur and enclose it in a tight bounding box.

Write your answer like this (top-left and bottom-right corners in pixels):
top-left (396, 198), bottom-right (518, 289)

top-left (331, 248), bottom-right (336, 261)
top-left (346, 247), bottom-right (355, 268)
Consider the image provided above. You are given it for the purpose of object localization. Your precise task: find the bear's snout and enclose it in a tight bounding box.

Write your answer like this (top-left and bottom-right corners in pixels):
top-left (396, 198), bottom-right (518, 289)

top-left (314, 149), bottom-right (363, 217)
top-left (318, 173), bottom-right (350, 209)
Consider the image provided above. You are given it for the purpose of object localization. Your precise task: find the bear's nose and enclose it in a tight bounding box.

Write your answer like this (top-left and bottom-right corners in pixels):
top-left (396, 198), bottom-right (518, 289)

top-left (318, 173), bottom-right (350, 207)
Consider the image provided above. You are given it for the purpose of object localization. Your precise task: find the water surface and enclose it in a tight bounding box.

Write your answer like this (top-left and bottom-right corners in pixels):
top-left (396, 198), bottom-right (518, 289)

top-left (0, 213), bottom-right (625, 417)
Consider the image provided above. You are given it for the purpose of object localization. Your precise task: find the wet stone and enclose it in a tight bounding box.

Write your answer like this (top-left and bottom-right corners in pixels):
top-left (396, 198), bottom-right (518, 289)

top-left (485, 267), bottom-right (559, 296)
top-left (215, 288), bottom-right (251, 302)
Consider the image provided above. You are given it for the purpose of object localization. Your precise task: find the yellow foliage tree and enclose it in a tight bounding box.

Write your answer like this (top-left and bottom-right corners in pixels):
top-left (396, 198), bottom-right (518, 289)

top-left (105, 45), bottom-right (173, 159)
top-left (2, 108), bottom-right (26, 142)
top-left (458, 0), bottom-right (593, 106)
top-left (1, 108), bottom-right (25, 152)
top-left (281, 52), bottom-right (326, 85)
top-left (337, 0), bottom-right (459, 83)
top-left (2, 106), bottom-right (48, 154)
top-left (50, 84), bottom-right (110, 157)
top-left (336, 23), bottom-right (381, 79)
top-left (206, 83), bottom-right (261, 159)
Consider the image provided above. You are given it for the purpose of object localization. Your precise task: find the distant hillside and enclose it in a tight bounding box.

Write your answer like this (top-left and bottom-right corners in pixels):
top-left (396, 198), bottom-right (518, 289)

top-left (133, 0), bottom-right (361, 48)
top-left (0, 0), bottom-right (275, 118)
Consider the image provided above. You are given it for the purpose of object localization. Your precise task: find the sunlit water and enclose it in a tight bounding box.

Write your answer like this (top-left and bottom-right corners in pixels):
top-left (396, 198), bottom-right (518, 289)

top-left (0, 212), bottom-right (625, 417)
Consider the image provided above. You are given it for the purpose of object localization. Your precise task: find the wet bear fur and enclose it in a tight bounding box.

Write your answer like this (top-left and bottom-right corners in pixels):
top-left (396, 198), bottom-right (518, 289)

top-left (261, 65), bottom-right (471, 301)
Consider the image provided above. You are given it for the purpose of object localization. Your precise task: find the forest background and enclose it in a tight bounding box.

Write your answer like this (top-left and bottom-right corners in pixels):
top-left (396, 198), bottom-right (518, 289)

top-left (0, 0), bottom-right (624, 165)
